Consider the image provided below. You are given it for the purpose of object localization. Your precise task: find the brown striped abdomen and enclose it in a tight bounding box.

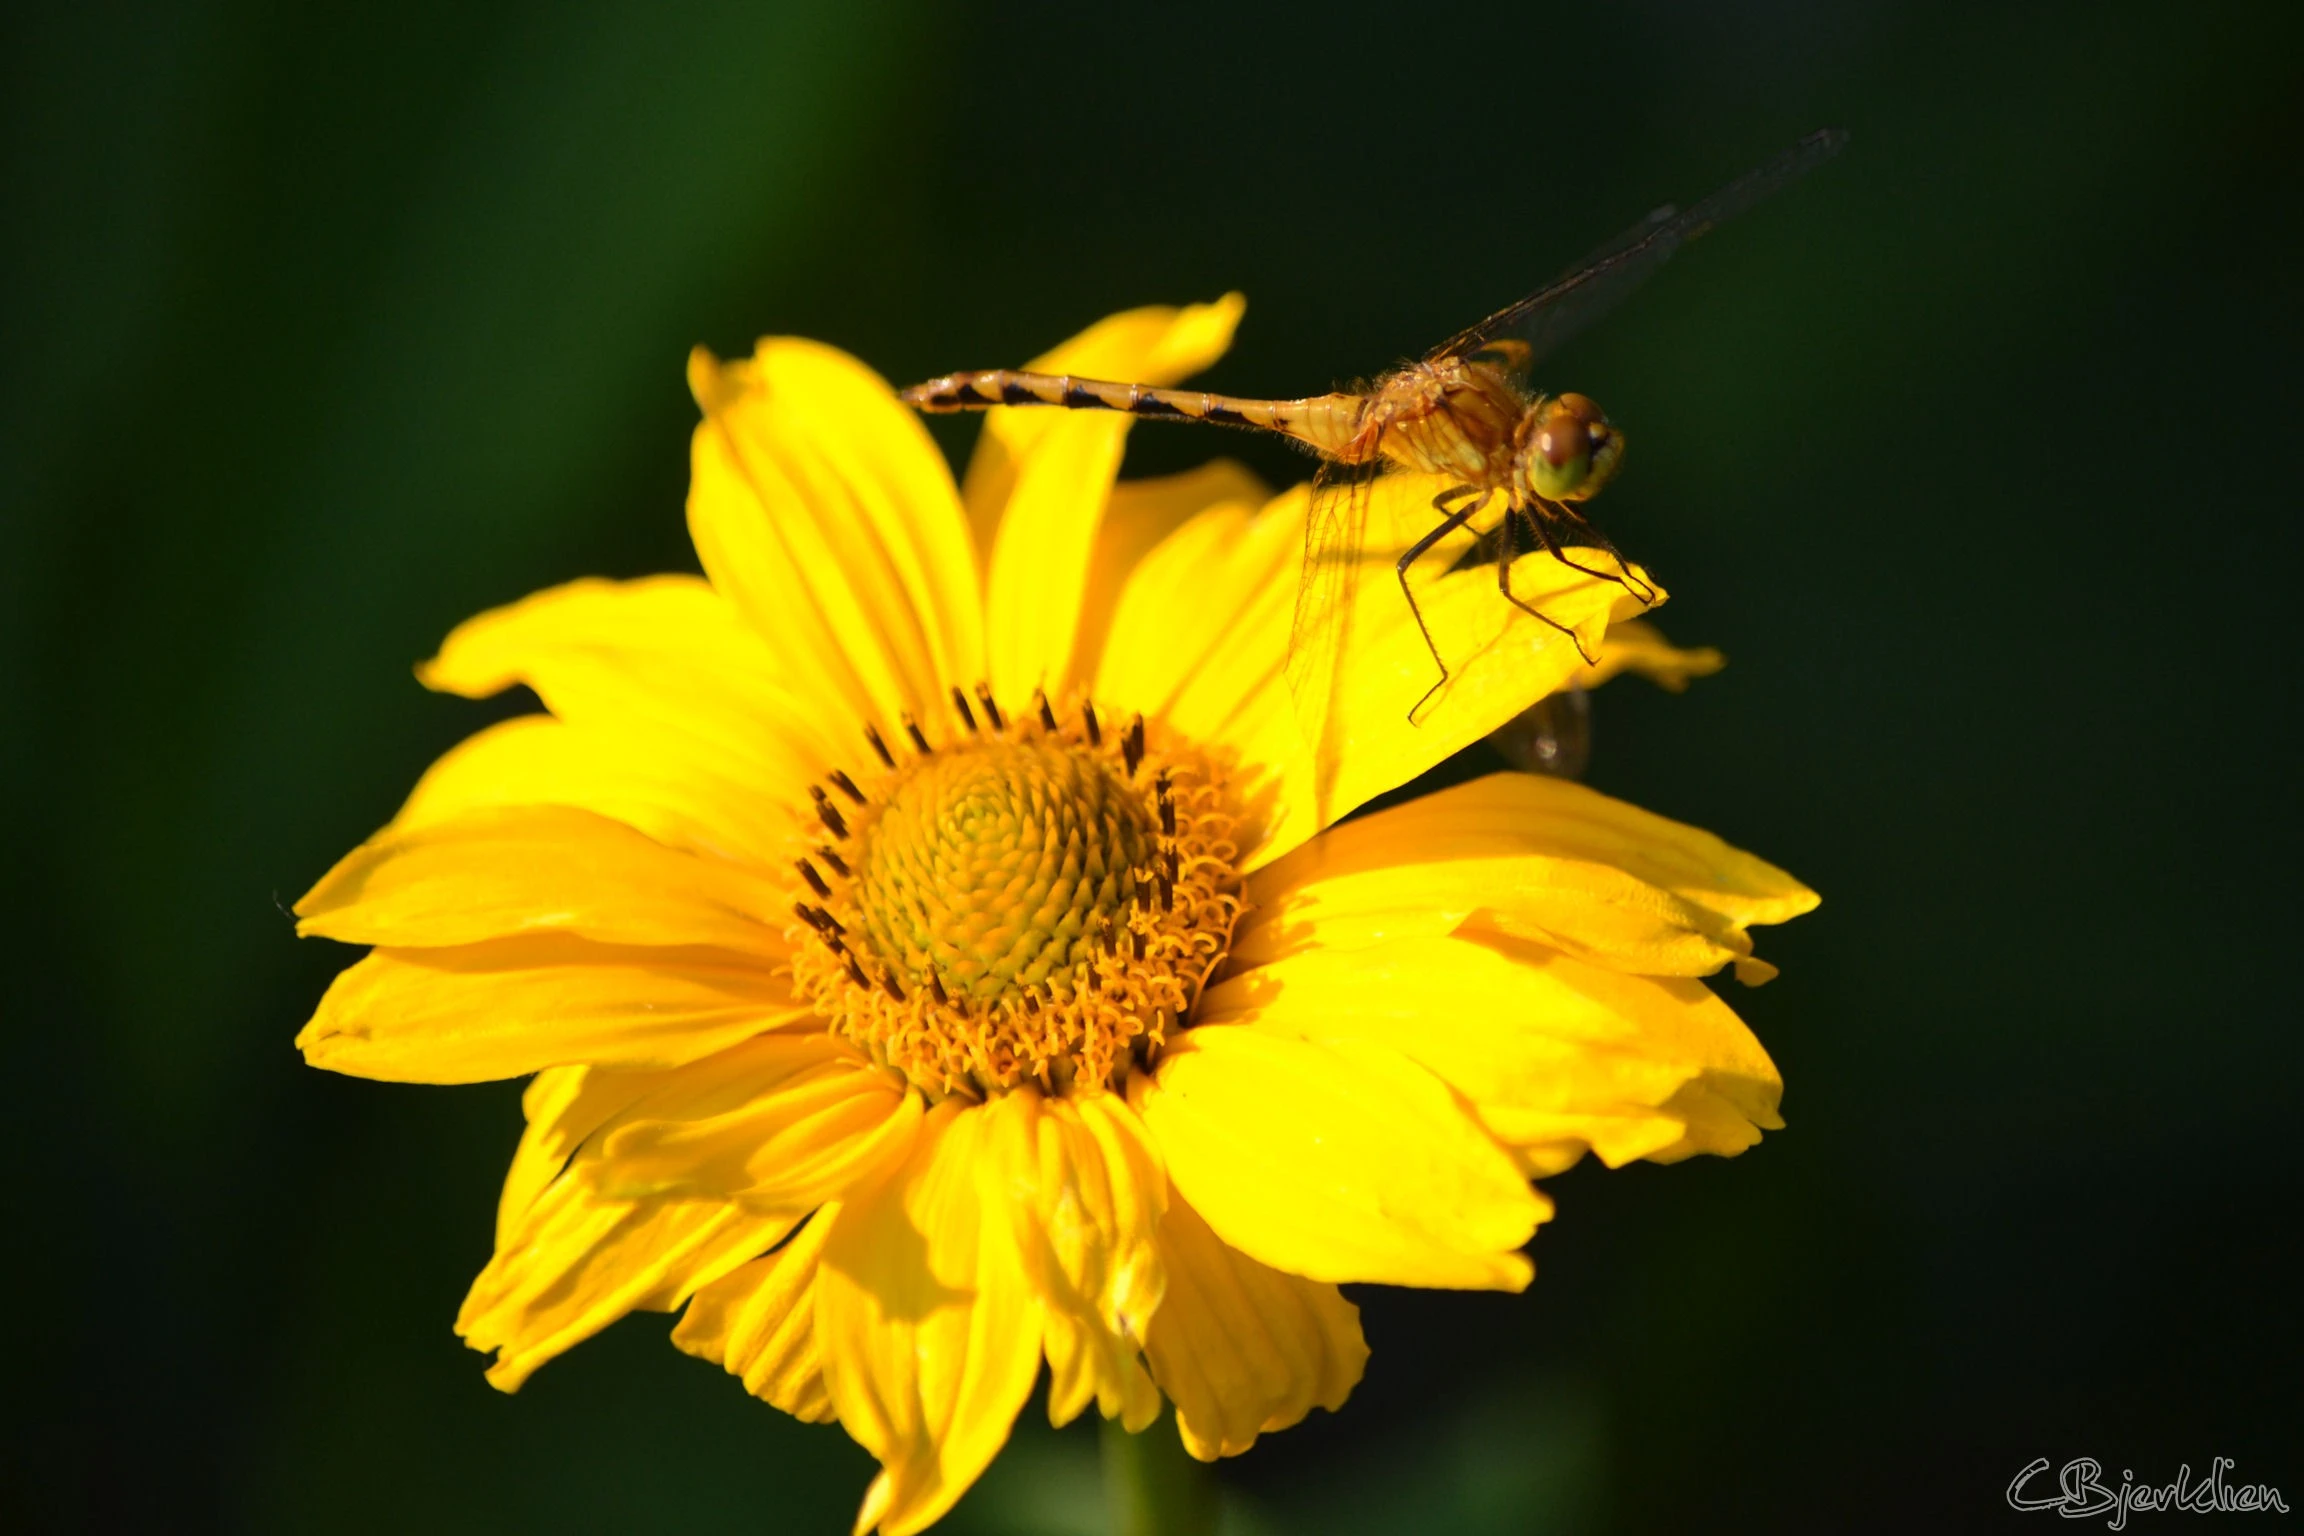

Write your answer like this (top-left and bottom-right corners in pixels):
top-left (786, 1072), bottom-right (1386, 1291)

top-left (898, 369), bottom-right (1366, 458)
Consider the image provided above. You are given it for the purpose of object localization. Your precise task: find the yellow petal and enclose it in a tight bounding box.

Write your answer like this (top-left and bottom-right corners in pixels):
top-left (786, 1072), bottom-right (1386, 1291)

top-left (1140, 1193), bottom-right (1365, 1462)
top-left (298, 935), bottom-right (805, 1084)
top-left (1296, 499), bottom-right (1662, 832)
top-left (420, 573), bottom-right (840, 796)
top-left (1232, 771), bottom-right (1817, 977)
top-left (459, 1170), bottom-right (791, 1392)
top-left (1569, 617), bottom-right (1725, 693)
top-left (961, 295), bottom-right (1247, 547)
top-left (980, 1091), bottom-right (1166, 1432)
top-left (817, 1101), bottom-right (1046, 1536)
top-left (688, 339), bottom-right (983, 742)
top-left (1097, 469), bottom-right (1485, 737)
top-left (589, 1036), bottom-right (921, 1213)
top-left (497, 1064), bottom-right (656, 1246)
top-left (982, 414), bottom-right (1130, 707)
top-left (1025, 295), bottom-right (1248, 396)
top-left (1244, 849), bottom-right (1752, 978)
top-left (1202, 932), bottom-right (1783, 1176)
top-left (1440, 774), bottom-right (1818, 928)
top-left (1089, 468), bottom-right (1286, 717)
top-left (296, 804), bottom-right (789, 955)
top-left (672, 1205), bottom-right (839, 1423)
top-left (1097, 473), bottom-right (1660, 867)
top-left (1131, 1025), bottom-right (1543, 1290)
top-left (395, 715), bottom-right (790, 871)
top-left (1066, 458), bottom-right (1269, 694)
top-left (973, 296), bottom-right (1247, 703)
top-left (1095, 485), bottom-right (1305, 866)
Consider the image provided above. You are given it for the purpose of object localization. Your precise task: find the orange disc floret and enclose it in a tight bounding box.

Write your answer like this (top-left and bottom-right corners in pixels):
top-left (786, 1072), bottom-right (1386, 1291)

top-left (787, 689), bottom-right (1245, 1100)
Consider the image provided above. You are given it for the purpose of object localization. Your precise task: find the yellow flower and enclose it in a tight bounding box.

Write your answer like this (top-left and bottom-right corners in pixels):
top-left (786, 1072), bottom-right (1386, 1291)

top-left (295, 298), bottom-right (1816, 1536)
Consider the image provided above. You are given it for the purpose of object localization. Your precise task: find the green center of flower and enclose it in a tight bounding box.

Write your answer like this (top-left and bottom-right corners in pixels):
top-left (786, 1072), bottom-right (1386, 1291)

top-left (785, 688), bottom-right (1243, 1099)
top-left (852, 738), bottom-right (1153, 1002)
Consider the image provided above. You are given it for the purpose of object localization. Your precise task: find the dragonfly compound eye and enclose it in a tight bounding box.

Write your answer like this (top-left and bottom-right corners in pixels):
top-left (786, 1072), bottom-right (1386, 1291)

top-left (1526, 399), bottom-right (1593, 498)
top-left (1524, 393), bottom-right (1624, 502)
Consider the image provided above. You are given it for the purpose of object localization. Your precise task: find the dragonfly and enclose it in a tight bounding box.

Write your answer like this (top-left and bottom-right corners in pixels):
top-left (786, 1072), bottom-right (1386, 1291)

top-left (904, 128), bottom-right (1846, 747)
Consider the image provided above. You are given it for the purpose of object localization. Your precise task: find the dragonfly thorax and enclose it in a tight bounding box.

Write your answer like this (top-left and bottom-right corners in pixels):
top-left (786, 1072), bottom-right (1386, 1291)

top-left (1361, 366), bottom-right (1624, 508)
top-left (1361, 359), bottom-right (1528, 485)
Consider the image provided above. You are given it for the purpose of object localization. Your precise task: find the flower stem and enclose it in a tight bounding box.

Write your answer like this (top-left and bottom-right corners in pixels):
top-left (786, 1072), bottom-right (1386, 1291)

top-left (1101, 1411), bottom-right (1219, 1536)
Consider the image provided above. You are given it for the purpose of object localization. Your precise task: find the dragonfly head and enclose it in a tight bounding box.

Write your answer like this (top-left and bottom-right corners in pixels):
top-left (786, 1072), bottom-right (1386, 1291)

top-left (1518, 393), bottom-right (1624, 503)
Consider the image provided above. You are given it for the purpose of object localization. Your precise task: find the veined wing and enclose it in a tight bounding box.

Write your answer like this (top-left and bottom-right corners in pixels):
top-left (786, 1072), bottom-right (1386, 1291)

top-left (1284, 460), bottom-right (1378, 814)
top-left (1429, 127), bottom-right (1848, 369)
top-left (1284, 465), bottom-right (1502, 812)
top-left (1489, 683), bottom-right (1592, 778)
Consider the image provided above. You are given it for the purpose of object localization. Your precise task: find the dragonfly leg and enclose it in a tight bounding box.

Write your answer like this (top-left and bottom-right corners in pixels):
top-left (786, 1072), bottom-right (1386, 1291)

top-left (1534, 499), bottom-right (1659, 605)
top-left (1402, 491), bottom-right (1492, 722)
top-left (1505, 506), bottom-right (1605, 666)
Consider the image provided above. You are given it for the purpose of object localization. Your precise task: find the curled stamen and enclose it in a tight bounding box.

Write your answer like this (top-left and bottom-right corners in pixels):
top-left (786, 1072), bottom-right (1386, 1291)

top-left (818, 846), bottom-right (850, 879)
top-left (863, 723), bottom-right (895, 769)
top-left (902, 712), bottom-right (932, 756)
top-left (809, 786), bottom-right (850, 839)
top-left (1123, 715), bottom-right (1146, 775)
top-left (974, 683), bottom-right (1005, 732)
top-left (796, 859), bottom-right (831, 899)
top-left (951, 686), bottom-right (978, 733)
top-left (1082, 702), bottom-right (1101, 746)
top-left (828, 769), bottom-right (866, 805)
top-left (1034, 689), bottom-right (1058, 732)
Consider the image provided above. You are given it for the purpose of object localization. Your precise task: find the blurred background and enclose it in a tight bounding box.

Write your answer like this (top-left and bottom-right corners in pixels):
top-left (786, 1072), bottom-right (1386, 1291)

top-left (5, 2), bottom-right (2299, 1530)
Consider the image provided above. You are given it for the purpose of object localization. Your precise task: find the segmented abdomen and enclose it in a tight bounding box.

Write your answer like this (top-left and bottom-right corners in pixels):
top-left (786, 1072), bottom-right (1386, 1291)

top-left (899, 370), bottom-right (1365, 457)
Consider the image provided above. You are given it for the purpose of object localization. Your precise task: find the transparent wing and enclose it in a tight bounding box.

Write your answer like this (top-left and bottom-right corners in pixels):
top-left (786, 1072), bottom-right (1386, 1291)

top-left (1430, 128), bottom-right (1847, 368)
top-left (1284, 460), bottom-right (1378, 795)
top-left (1488, 683), bottom-right (1591, 778)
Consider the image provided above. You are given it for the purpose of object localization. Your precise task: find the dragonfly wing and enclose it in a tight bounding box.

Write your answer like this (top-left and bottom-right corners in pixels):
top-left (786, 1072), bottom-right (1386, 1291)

top-left (1430, 128), bottom-right (1848, 369)
top-left (1488, 683), bottom-right (1592, 779)
top-left (1285, 460), bottom-right (1377, 815)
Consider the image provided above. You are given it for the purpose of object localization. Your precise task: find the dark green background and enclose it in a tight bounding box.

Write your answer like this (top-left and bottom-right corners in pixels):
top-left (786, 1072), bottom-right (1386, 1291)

top-left (6, 3), bottom-right (2298, 1531)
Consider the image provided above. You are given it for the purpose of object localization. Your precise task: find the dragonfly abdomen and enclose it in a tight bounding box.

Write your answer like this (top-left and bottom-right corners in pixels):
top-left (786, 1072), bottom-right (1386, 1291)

top-left (900, 370), bottom-right (1365, 456)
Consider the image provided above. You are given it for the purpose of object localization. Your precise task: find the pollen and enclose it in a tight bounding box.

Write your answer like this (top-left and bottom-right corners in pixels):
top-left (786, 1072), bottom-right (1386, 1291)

top-left (785, 689), bottom-right (1246, 1099)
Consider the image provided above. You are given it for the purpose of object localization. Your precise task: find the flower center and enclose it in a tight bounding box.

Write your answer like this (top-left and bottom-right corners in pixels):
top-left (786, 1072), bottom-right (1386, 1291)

top-left (786, 688), bottom-right (1244, 1099)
